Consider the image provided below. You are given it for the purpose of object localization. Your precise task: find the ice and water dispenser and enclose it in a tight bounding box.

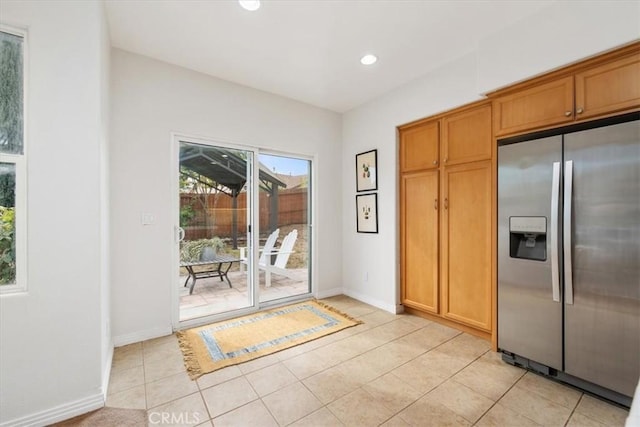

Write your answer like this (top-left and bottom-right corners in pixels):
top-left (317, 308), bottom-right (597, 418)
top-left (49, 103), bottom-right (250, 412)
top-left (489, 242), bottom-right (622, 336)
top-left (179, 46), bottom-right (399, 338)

top-left (509, 217), bottom-right (547, 261)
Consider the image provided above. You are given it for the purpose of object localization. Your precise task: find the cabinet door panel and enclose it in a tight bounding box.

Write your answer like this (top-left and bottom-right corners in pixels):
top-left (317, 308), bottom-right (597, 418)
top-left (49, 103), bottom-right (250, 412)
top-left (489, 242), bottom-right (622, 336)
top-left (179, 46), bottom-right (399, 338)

top-left (400, 121), bottom-right (439, 172)
top-left (575, 53), bottom-right (640, 120)
top-left (442, 161), bottom-right (492, 330)
top-left (401, 171), bottom-right (439, 313)
top-left (442, 104), bottom-right (492, 165)
top-left (493, 76), bottom-right (574, 137)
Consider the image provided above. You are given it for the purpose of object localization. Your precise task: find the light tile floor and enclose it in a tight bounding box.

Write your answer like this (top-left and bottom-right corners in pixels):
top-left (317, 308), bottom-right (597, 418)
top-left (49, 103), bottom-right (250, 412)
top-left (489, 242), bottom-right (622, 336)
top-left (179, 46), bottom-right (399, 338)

top-left (107, 295), bottom-right (631, 426)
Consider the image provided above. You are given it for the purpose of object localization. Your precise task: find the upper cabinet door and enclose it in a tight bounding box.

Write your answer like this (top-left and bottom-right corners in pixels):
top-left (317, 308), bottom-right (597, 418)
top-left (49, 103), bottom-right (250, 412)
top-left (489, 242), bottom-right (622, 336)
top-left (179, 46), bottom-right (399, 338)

top-left (400, 120), bottom-right (439, 172)
top-left (575, 53), bottom-right (640, 121)
top-left (442, 104), bottom-right (492, 166)
top-left (493, 76), bottom-right (574, 137)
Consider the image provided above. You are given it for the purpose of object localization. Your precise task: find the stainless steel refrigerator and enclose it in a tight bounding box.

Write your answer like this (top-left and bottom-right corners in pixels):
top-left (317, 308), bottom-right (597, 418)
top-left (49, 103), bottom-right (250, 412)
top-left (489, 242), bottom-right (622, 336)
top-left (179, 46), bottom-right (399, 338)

top-left (498, 114), bottom-right (640, 406)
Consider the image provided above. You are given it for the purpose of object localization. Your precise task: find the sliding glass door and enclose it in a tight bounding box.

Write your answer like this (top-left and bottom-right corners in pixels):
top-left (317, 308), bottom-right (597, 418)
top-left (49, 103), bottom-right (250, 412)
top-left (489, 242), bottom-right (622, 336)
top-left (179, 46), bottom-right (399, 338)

top-left (175, 138), bottom-right (313, 325)
top-left (257, 153), bottom-right (311, 305)
top-left (177, 141), bottom-right (254, 321)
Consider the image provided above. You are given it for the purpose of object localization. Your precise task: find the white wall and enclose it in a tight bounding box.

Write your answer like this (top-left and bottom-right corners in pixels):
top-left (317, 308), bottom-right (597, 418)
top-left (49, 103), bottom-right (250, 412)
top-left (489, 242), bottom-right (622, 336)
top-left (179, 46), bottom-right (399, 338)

top-left (110, 50), bottom-right (342, 344)
top-left (341, 0), bottom-right (640, 313)
top-left (0, 1), bottom-right (110, 426)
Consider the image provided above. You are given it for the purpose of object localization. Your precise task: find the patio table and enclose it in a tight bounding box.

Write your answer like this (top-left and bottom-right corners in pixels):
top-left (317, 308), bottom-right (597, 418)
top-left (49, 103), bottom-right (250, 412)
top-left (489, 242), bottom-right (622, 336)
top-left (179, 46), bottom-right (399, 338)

top-left (181, 254), bottom-right (242, 295)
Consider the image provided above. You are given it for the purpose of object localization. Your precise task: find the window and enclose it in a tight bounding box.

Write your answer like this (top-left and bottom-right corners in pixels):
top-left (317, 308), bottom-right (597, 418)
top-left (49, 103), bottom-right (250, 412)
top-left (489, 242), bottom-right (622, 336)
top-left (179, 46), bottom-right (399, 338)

top-left (0, 27), bottom-right (26, 293)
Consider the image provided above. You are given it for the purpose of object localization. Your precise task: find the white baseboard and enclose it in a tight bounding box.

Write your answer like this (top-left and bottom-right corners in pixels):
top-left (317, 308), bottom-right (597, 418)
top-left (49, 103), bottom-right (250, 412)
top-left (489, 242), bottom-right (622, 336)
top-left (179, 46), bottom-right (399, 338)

top-left (113, 325), bottom-right (173, 347)
top-left (0, 393), bottom-right (104, 427)
top-left (342, 288), bottom-right (398, 314)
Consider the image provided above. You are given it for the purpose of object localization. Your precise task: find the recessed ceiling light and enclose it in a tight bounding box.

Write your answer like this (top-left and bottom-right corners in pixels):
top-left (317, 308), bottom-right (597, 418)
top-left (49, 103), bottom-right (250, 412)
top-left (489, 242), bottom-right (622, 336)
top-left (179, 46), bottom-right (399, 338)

top-left (360, 54), bottom-right (378, 65)
top-left (239, 0), bottom-right (260, 11)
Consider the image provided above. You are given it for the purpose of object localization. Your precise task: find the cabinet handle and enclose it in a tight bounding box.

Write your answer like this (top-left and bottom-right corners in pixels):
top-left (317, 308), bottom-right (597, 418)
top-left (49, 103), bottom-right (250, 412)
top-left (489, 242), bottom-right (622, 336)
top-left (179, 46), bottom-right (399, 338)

top-left (576, 107), bottom-right (584, 114)
top-left (444, 157), bottom-right (448, 163)
top-left (434, 199), bottom-right (438, 210)
top-left (564, 111), bottom-right (572, 117)
top-left (444, 198), bottom-right (448, 209)
top-left (432, 160), bottom-right (438, 165)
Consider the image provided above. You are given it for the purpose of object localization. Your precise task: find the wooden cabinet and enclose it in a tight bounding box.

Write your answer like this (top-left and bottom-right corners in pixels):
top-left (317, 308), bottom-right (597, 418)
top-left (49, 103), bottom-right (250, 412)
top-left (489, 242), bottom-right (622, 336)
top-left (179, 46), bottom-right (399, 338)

top-left (399, 101), bottom-right (494, 340)
top-left (400, 170), bottom-right (439, 314)
top-left (441, 161), bottom-right (492, 331)
top-left (493, 45), bottom-right (640, 137)
top-left (442, 104), bottom-right (492, 165)
top-left (400, 121), bottom-right (439, 171)
top-left (493, 77), bottom-right (574, 136)
top-left (575, 54), bottom-right (640, 120)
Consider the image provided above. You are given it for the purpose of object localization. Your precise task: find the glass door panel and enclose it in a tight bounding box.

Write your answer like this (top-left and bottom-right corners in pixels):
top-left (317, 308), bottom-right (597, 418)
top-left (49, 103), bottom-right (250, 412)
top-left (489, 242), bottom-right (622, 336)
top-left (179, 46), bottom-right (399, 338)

top-left (257, 154), bottom-right (312, 303)
top-left (178, 141), bottom-right (254, 321)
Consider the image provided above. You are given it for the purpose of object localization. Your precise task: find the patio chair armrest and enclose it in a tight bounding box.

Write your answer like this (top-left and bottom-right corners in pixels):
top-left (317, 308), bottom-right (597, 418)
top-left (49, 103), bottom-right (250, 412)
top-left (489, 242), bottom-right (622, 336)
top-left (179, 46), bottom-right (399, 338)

top-left (239, 246), bottom-right (273, 260)
top-left (262, 250), bottom-right (295, 256)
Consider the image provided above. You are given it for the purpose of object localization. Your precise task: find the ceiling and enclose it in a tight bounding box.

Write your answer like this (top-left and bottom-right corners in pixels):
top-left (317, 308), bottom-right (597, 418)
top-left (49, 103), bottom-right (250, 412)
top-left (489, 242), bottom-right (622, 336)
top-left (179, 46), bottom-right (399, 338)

top-left (104, 0), bottom-right (555, 113)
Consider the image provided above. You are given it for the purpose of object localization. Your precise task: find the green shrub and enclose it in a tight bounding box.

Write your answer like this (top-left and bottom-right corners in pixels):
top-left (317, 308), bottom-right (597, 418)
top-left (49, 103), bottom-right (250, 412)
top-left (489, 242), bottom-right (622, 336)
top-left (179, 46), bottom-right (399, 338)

top-left (180, 204), bottom-right (195, 227)
top-left (0, 206), bottom-right (15, 284)
top-left (180, 237), bottom-right (225, 262)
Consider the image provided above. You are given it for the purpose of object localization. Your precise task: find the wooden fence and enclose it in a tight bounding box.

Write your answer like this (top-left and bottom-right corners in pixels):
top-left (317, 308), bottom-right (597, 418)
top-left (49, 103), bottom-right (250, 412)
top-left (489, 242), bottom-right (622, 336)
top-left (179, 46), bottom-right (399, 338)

top-left (181, 188), bottom-right (307, 240)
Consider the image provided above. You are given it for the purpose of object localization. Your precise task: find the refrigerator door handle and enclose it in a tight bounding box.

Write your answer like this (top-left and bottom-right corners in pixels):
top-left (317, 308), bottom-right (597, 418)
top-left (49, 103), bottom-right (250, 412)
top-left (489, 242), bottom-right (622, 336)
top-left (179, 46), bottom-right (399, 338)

top-left (564, 160), bottom-right (574, 305)
top-left (551, 162), bottom-right (561, 302)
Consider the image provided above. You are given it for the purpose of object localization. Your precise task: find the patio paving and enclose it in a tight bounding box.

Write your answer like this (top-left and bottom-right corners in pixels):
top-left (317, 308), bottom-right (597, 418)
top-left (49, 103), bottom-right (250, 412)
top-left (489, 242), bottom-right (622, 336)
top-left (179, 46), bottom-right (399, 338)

top-left (179, 269), bottom-right (309, 321)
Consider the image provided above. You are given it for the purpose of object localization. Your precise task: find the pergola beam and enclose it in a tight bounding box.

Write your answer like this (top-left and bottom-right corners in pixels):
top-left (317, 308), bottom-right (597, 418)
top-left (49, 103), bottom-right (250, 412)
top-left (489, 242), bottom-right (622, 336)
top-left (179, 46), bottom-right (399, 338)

top-left (179, 144), bottom-right (287, 248)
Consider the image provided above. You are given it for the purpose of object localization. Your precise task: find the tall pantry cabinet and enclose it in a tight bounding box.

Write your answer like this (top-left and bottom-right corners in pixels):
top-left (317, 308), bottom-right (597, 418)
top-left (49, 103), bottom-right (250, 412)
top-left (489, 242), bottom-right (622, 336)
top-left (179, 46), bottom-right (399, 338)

top-left (399, 101), bottom-right (495, 340)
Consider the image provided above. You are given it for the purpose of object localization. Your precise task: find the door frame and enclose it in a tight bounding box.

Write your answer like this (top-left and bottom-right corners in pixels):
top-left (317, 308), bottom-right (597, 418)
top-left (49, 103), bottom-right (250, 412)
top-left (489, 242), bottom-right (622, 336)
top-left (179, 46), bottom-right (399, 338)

top-left (170, 133), bottom-right (316, 330)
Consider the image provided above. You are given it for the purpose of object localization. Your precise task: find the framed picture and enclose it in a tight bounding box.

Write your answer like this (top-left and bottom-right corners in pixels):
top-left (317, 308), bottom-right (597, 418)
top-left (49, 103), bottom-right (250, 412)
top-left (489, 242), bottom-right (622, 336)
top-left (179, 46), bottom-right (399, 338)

top-left (356, 193), bottom-right (378, 233)
top-left (356, 149), bottom-right (377, 192)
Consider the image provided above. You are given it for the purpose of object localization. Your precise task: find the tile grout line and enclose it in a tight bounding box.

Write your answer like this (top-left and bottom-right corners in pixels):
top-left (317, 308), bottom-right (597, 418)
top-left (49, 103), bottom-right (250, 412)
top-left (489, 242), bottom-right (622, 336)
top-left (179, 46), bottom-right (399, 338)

top-left (290, 320), bottom-right (458, 424)
top-left (478, 369), bottom-right (543, 426)
top-left (374, 338), bottom-right (494, 426)
top-left (142, 337), bottom-right (214, 423)
top-left (198, 387), bottom-right (214, 425)
top-left (466, 358), bottom-right (528, 426)
top-left (254, 313), bottom-right (432, 424)
top-left (563, 393), bottom-right (585, 427)
top-left (334, 331), bottom-right (471, 427)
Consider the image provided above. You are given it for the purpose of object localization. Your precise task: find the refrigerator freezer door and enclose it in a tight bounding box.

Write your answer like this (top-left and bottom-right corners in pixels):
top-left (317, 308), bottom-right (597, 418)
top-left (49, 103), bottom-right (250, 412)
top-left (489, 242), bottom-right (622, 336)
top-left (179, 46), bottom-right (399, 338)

top-left (498, 136), bottom-right (563, 370)
top-left (564, 119), bottom-right (640, 397)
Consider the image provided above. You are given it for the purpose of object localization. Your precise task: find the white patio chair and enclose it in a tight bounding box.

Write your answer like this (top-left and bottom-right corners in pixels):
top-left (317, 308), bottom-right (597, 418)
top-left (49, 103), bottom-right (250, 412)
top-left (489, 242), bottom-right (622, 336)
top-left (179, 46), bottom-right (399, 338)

top-left (239, 228), bottom-right (279, 273)
top-left (261, 229), bottom-right (298, 287)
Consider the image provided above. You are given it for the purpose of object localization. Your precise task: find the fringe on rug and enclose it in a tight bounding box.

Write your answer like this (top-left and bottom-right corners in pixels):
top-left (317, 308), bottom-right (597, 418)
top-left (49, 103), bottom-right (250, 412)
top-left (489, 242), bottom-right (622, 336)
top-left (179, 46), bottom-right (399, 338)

top-left (314, 299), bottom-right (364, 325)
top-left (177, 331), bottom-right (204, 380)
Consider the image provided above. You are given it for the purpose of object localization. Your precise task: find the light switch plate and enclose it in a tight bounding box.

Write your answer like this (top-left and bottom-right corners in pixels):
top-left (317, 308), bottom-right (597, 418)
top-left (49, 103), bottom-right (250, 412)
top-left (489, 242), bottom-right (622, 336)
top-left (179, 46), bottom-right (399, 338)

top-left (141, 213), bottom-right (155, 225)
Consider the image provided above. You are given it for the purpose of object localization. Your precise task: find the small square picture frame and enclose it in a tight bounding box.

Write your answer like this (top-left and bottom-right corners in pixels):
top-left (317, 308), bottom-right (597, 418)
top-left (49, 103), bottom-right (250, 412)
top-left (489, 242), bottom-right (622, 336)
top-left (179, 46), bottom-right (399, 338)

top-left (355, 149), bottom-right (377, 192)
top-left (356, 193), bottom-right (378, 233)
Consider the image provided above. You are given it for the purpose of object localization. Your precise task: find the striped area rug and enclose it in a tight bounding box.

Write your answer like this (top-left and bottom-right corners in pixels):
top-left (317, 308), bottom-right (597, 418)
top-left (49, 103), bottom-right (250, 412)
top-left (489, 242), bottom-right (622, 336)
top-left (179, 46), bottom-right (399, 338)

top-left (178, 300), bottom-right (362, 379)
